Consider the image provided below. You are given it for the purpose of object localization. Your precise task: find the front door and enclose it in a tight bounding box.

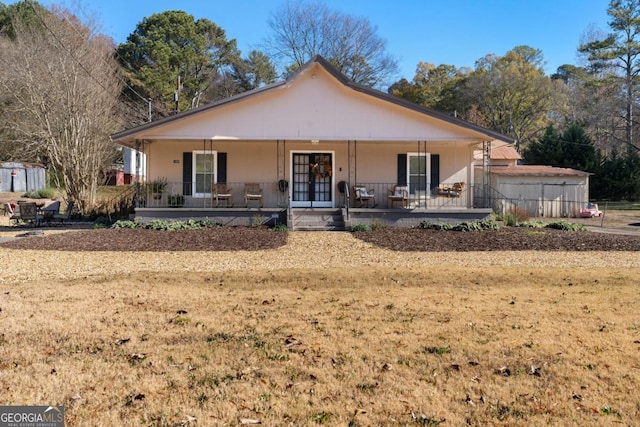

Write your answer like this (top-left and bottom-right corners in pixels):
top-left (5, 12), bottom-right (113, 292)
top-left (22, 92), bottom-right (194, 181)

top-left (291, 152), bottom-right (333, 208)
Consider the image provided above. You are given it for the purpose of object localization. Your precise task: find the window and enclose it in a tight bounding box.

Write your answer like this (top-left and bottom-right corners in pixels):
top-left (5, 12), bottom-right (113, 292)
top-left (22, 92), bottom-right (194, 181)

top-left (192, 151), bottom-right (216, 197)
top-left (407, 153), bottom-right (430, 196)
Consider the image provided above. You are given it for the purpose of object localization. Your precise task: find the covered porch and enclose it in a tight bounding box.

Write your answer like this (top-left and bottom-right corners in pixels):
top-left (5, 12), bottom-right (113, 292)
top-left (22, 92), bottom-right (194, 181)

top-left (112, 56), bottom-right (510, 228)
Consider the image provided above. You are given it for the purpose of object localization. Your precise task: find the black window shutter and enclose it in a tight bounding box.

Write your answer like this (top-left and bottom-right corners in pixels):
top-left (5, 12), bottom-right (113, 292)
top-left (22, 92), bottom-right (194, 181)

top-left (430, 154), bottom-right (440, 190)
top-left (217, 152), bottom-right (227, 183)
top-left (183, 152), bottom-right (192, 195)
top-left (397, 154), bottom-right (407, 185)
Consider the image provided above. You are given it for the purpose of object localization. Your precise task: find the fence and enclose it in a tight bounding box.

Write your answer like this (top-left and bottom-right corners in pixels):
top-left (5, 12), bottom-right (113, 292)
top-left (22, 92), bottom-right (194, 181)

top-left (474, 182), bottom-right (588, 218)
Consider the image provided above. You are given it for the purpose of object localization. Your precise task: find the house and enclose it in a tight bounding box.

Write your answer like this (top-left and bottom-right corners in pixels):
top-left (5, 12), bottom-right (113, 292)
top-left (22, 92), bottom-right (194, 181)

top-left (104, 148), bottom-right (146, 186)
top-left (474, 146), bottom-right (592, 218)
top-left (110, 56), bottom-right (513, 229)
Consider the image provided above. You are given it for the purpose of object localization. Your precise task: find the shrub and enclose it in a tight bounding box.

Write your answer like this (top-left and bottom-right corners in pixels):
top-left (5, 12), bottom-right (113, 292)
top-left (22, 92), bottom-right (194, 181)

top-left (167, 194), bottom-right (185, 207)
top-left (112, 220), bottom-right (140, 229)
top-left (417, 221), bottom-right (452, 230)
top-left (23, 189), bottom-right (55, 199)
top-left (272, 224), bottom-right (288, 232)
top-left (417, 219), bottom-right (499, 231)
top-left (351, 223), bottom-right (371, 232)
top-left (545, 220), bottom-right (587, 231)
top-left (514, 207), bottom-right (530, 223)
top-left (517, 219), bottom-right (546, 228)
top-left (370, 218), bottom-right (386, 230)
top-left (502, 212), bottom-right (518, 227)
top-left (451, 219), bottom-right (499, 232)
top-left (111, 219), bottom-right (219, 230)
top-left (37, 188), bottom-right (57, 199)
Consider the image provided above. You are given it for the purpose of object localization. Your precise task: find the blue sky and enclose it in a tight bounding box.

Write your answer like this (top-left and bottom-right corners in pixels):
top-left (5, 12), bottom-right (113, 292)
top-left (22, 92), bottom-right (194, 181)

top-left (25, 0), bottom-right (611, 80)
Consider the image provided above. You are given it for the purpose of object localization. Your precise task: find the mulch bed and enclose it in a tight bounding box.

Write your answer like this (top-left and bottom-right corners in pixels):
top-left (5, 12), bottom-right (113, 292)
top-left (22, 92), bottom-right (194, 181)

top-left (0, 227), bottom-right (288, 252)
top-left (354, 228), bottom-right (640, 252)
top-left (1, 227), bottom-right (640, 252)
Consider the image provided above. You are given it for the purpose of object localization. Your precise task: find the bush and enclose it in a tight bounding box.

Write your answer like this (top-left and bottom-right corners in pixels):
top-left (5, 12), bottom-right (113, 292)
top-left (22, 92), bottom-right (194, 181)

top-left (37, 188), bottom-right (57, 199)
top-left (545, 220), bottom-right (587, 231)
top-left (22, 188), bottom-right (57, 199)
top-left (451, 219), bottom-right (499, 232)
top-left (167, 194), bottom-right (185, 207)
top-left (272, 224), bottom-right (288, 232)
top-left (417, 219), bottom-right (499, 231)
top-left (517, 219), bottom-right (546, 228)
top-left (111, 220), bottom-right (140, 229)
top-left (111, 219), bottom-right (219, 230)
top-left (351, 223), bottom-right (371, 232)
top-left (514, 207), bottom-right (530, 223)
top-left (502, 212), bottom-right (518, 227)
top-left (370, 218), bottom-right (386, 230)
top-left (417, 221), bottom-right (452, 230)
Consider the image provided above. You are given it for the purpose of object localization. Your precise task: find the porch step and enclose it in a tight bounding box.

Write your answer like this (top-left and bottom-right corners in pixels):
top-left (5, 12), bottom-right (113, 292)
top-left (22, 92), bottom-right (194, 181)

top-left (291, 209), bottom-right (345, 231)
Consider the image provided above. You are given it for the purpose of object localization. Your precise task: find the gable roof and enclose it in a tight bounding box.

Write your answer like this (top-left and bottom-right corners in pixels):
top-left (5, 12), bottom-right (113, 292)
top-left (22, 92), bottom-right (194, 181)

top-left (111, 55), bottom-right (513, 148)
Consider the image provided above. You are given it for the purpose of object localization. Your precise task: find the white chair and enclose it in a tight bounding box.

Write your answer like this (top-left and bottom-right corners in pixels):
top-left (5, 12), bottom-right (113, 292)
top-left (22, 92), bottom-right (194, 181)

top-left (353, 186), bottom-right (376, 207)
top-left (387, 185), bottom-right (409, 208)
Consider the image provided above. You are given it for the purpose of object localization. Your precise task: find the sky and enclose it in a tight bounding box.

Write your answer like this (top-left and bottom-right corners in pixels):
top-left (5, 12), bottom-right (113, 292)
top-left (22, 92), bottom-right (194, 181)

top-left (20, 0), bottom-right (612, 80)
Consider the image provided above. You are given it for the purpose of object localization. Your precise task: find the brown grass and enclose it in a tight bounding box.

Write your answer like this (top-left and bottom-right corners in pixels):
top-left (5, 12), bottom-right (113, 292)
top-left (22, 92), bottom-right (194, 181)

top-left (2, 267), bottom-right (639, 426)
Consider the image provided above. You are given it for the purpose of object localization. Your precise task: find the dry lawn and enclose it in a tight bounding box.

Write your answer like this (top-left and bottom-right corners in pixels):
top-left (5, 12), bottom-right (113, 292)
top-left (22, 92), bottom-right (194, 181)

top-left (1, 262), bottom-right (639, 426)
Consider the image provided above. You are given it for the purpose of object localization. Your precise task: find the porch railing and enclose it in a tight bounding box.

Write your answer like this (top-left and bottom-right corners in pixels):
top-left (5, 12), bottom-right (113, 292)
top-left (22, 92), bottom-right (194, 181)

top-left (137, 180), bottom-right (476, 209)
top-left (138, 181), bottom-right (290, 209)
top-left (348, 182), bottom-right (473, 209)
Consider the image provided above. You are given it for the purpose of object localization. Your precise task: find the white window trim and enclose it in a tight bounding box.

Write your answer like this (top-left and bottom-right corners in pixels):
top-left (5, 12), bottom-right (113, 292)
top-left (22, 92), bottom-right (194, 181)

top-left (192, 150), bottom-right (217, 198)
top-left (407, 152), bottom-right (431, 197)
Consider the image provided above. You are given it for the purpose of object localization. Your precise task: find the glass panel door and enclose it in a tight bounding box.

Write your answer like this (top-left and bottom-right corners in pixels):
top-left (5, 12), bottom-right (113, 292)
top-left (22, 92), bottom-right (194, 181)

top-left (291, 152), bottom-right (333, 207)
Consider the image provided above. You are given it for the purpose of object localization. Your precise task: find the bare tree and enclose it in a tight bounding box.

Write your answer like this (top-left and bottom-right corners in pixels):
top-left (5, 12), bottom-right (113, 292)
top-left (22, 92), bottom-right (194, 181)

top-left (0, 3), bottom-right (123, 213)
top-left (264, 0), bottom-right (398, 88)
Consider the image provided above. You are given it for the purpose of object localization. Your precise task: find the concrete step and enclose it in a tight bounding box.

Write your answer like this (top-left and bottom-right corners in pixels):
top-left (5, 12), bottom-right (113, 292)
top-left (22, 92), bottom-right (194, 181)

top-left (291, 209), bottom-right (345, 231)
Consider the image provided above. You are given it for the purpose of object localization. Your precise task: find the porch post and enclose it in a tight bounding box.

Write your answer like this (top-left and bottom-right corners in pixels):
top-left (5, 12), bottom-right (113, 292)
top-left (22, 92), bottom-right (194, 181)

top-left (134, 139), bottom-right (142, 208)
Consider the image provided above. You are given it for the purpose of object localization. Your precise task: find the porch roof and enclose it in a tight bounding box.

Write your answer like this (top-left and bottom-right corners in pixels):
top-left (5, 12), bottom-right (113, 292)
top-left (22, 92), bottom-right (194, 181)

top-left (111, 55), bottom-right (513, 149)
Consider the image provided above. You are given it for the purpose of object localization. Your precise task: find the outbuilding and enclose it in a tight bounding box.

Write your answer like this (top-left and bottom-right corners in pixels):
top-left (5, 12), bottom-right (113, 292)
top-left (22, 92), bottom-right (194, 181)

top-left (474, 146), bottom-right (591, 218)
top-left (0, 162), bottom-right (46, 193)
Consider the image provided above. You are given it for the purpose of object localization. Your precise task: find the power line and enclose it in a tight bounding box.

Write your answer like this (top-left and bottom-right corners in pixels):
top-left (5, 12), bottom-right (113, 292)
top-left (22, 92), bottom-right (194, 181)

top-left (26, 1), bottom-right (152, 121)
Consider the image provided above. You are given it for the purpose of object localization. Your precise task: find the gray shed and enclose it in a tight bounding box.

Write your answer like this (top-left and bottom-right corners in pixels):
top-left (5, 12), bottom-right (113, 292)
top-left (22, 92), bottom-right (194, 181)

top-left (474, 146), bottom-right (592, 218)
top-left (0, 162), bottom-right (46, 193)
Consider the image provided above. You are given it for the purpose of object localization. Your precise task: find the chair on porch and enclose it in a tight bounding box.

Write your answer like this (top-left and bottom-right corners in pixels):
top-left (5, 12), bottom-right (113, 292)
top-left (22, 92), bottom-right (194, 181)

top-left (212, 183), bottom-right (234, 207)
top-left (387, 185), bottom-right (409, 208)
top-left (436, 182), bottom-right (465, 198)
top-left (353, 185), bottom-right (376, 207)
top-left (244, 183), bottom-right (263, 208)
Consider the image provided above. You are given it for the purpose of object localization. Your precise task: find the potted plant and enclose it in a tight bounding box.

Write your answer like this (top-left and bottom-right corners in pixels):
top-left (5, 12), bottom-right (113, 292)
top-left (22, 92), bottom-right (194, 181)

top-left (168, 193), bottom-right (185, 208)
top-left (149, 178), bottom-right (167, 200)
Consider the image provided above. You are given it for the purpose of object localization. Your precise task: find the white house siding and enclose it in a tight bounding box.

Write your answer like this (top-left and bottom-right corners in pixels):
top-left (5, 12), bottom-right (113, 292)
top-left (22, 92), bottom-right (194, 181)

top-left (123, 148), bottom-right (146, 179)
top-left (113, 56), bottom-right (514, 212)
top-left (140, 65), bottom-right (485, 144)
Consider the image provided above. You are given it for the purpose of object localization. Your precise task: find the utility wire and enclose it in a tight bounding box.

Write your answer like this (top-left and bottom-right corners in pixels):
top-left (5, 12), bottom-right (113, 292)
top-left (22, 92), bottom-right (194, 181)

top-left (27, 0), bottom-right (153, 120)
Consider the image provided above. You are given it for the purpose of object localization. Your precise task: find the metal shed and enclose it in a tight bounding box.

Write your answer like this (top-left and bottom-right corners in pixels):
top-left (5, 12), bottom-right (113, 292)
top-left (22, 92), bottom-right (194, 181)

top-left (482, 165), bottom-right (591, 218)
top-left (0, 162), bottom-right (46, 193)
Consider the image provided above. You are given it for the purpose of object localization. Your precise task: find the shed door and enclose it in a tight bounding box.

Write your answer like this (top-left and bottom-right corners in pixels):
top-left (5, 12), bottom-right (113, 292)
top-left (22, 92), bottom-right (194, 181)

top-left (291, 153), bottom-right (333, 208)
